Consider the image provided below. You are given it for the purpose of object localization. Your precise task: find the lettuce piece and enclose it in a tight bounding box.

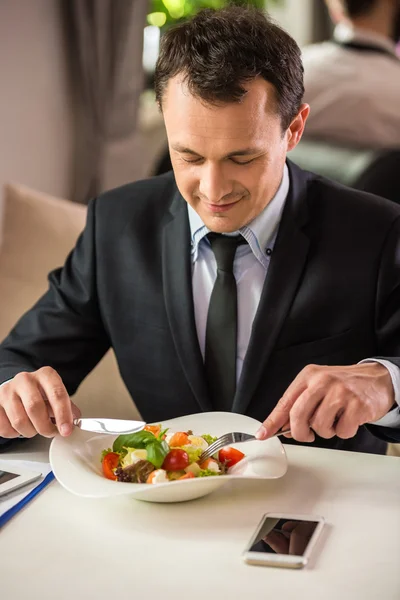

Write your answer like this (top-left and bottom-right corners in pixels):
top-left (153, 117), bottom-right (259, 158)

top-left (197, 468), bottom-right (221, 477)
top-left (181, 445), bottom-right (203, 464)
top-left (201, 434), bottom-right (218, 445)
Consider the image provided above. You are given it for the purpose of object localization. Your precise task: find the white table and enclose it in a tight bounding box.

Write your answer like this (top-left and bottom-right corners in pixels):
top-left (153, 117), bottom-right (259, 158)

top-left (1, 437), bottom-right (400, 600)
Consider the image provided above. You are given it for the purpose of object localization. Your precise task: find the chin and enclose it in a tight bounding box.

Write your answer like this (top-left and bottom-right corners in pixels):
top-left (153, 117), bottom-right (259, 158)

top-left (204, 218), bottom-right (241, 233)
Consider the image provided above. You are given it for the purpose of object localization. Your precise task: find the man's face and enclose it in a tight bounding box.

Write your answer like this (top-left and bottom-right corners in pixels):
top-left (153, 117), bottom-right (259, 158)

top-left (162, 76), bottom-right (308, 233)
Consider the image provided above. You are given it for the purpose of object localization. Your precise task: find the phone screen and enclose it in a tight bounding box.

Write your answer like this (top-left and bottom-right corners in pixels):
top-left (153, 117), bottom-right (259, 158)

top-left (0, 470), bottom-right (19, 485)
top-left (248, 517), bottom-right (320, 557)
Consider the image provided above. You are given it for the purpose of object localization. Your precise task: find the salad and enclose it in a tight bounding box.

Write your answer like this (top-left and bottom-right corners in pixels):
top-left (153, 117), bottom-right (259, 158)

top-left (101, 424), bottom-right (245, 484)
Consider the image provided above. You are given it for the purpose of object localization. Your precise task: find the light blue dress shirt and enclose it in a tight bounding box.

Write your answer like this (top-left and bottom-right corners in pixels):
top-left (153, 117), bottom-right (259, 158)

top-left (188, 164), bottom-right (400, 428)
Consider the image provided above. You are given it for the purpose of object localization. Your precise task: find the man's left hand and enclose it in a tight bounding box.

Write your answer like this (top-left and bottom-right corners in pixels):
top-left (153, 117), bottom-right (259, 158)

top-left (256, 363), bottom-right (395, 442)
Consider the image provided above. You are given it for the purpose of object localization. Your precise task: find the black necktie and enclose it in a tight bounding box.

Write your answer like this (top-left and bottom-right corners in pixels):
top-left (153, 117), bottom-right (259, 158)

top-left (205, 233), bottom-right (246, 411)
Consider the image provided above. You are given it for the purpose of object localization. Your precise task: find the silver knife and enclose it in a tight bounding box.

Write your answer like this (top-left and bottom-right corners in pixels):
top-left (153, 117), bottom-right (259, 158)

top-left (51, 417), bottom-right (146, 435)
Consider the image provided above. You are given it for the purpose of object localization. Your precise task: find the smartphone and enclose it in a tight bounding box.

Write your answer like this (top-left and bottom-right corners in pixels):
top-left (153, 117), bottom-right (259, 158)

top-left (243, 512), bottom-right (325, 569)
top-left (0, 461), bottom-right (42, 497)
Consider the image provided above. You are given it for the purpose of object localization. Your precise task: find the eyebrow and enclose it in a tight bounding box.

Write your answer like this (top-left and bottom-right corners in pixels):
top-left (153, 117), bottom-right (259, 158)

top-left (171, 144), bottom-right (261, 158)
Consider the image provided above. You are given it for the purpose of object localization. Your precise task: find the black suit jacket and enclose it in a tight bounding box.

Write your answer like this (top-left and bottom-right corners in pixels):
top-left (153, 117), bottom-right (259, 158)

top-left (1, 161), bottom-right (400, 453)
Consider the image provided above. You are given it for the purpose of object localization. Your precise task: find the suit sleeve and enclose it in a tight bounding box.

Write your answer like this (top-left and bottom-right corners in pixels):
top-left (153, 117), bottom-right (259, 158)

top-left (367, 215), bottom-right (400, 443)
top-left (0, 198), bottom-right (110, 396)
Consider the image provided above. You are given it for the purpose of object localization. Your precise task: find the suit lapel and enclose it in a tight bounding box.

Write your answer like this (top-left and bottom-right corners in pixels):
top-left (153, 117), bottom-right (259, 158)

top-left (162, 191), bottom-right (212, 412)
top-left (233, 161), bottom-right (311, 414)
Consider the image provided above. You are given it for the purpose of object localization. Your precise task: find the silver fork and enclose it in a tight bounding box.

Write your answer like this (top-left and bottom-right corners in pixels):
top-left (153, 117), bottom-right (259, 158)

top-left (199, 428), bottom-right (291, 463)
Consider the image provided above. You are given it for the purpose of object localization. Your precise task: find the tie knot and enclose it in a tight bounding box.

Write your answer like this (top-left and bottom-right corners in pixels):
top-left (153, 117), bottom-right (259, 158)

top-left (207, 233), bottom-right (246, 273)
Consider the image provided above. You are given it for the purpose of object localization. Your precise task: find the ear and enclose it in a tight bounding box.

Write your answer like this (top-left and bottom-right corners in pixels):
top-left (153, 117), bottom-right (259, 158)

top-left (286, 104), bottom-right (310, 152)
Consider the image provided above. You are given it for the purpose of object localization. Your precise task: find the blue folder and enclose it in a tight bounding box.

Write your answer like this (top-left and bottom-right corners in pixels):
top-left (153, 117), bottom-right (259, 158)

top-left (0, 471), bottom-right (55, 529)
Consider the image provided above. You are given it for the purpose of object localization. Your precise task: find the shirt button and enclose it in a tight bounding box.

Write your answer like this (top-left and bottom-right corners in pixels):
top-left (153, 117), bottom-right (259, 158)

top-left (266, 248), bottom-right (272, 256)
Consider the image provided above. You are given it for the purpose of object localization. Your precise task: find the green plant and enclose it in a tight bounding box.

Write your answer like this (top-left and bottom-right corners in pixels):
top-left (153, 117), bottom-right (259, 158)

top-left (148, 0), bottom-right (277, 28)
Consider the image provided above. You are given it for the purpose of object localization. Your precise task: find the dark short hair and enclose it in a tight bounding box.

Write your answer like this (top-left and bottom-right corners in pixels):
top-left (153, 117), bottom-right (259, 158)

top-left (154, 6), bottom-right (304, 130)
top-left (343, 0), bottom-right (377, 17)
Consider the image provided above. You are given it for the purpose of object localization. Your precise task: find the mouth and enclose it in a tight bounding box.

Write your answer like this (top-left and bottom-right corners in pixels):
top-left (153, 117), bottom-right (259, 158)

top-left (205, 200), bottom-right (240, 214)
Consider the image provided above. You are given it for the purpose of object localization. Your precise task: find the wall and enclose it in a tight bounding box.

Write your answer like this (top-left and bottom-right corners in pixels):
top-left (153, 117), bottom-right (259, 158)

top-left (268, 0), bottom-right (315, 46)
top-left (0, 0), bottom-right (74, 208)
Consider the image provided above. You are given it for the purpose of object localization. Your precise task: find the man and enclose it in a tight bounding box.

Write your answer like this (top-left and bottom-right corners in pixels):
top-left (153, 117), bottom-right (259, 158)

top-left (0, 6), bottom-right (400, 454)
top-left (302, 0), bottom-right (400, 148)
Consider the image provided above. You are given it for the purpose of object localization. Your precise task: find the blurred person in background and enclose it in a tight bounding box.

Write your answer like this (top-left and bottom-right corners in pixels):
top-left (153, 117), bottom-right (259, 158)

top-left (302, 0), bottom-right (400, 148)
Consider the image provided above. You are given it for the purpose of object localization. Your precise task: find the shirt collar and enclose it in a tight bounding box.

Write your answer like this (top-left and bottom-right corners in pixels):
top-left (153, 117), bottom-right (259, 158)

top-left (188, 162), bottom-right (290, 269)
top-left (333, 23), bottom-right (398, 57)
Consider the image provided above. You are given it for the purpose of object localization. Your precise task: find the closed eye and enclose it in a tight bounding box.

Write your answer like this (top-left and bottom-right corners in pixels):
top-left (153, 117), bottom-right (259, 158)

top-left (181, 157), bottom-right (203, 164)
top-left (230, 157), bottom-right (256, 165)
top-left (181, 157), bottom-right (256, 165)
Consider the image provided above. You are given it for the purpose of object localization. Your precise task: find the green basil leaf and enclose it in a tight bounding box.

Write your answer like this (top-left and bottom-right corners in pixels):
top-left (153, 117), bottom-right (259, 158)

top-left (161, 440), bottom-right (169, 454)
top-left (157, 427), bottom-right (169, 441)
top-left (112, 431), bottom-right (156, 453)
top-left (146, 440), bottom-right (170, 469)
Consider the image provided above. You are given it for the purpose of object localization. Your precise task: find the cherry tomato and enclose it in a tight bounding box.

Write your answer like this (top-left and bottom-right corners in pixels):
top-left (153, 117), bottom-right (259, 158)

top-left (162, 449), bottom-right (189, 471)
top-left (219, 447), bottom-right (245, 468)
top-left (178, 472), bottom-right (195, 480)
top-left (102, 452), bottom-right (120, 480)
top-left (144, 424), bottom-right (161, 437)
top-left (169, 432), bottom-right (190, 447)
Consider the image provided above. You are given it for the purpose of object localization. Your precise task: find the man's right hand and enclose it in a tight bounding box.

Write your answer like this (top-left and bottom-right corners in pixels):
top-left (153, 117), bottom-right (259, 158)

top-left (0, 367), bottom-right (81, 438)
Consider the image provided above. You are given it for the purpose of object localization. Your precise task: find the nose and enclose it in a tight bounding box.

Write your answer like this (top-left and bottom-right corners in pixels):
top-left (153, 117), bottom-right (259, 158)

top-left (198, 162), bottom-right (233, 203)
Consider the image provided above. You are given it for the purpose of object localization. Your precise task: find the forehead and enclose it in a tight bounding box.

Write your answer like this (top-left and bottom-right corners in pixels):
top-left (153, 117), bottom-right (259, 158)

top-left (162, 76), bottom-right (281, 151)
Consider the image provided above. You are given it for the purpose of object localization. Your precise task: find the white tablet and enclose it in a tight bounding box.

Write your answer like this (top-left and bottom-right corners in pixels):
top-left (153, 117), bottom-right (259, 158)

top-left (0, 461), bottom-right (42, 497)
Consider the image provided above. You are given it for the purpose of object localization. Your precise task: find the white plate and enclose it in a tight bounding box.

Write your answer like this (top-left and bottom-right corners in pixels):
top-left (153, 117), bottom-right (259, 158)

top-left (50, 411), bottom-right (287, 503)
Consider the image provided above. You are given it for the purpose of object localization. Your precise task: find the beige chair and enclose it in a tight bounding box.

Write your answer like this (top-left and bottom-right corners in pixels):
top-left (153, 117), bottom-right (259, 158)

top-left (0, 183), bottom-right (140, 420)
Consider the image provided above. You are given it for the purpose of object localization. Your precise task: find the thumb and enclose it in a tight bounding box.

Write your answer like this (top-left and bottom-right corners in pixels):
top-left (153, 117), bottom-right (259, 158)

top-left (256, 374), bottom-right (307, 440)
top-left (256, 399), bottom-right (294, 440)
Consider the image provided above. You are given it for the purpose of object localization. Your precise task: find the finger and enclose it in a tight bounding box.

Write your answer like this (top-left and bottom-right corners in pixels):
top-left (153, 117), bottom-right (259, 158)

top-left (334, 399), bottom-right (362, 439)
top-left (281, 420), bottom-right (292, 438)
top-left (289, 532), bottom-right (305, 556)
top-left (3, 395), bottom-right (37, 438)
top-left (0, 405), bottom-right (20, 438)
top-left (263, 530), bottom-right (290, 554)
top-left (309, 391), bottom-right (345, 439)
top-left (289, 523), bottom-right (314, 556)
top-left (289, 389), bottom-right (323, 442)
top-left (71, 401), bottom-right (81, 419)
top-left (47, 401), bottom-right (81, 420)
top-left (256, 378), bottom-right (308, 440)
top-left (281, 521), bottom-right (298, 533)
top-left (18, 377), bottom-right (57, 438)
top-left (37, 368), bottom-right (73, 436)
